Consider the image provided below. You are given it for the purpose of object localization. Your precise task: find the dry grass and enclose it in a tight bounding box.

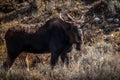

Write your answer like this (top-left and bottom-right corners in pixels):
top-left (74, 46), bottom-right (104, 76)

top-left (0, 0), bottom-right (120, 80)
top-left (0, 41), bottom-right (120, 80)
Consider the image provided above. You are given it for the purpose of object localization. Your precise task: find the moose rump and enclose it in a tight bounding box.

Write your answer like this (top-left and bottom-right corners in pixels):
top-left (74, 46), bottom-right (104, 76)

top-left (2, 18), bottom-right (83, 71)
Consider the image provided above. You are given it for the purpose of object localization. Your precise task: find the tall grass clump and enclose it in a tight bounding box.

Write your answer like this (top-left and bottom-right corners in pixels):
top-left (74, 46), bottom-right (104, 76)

top-left (0, 41), bottom-right (120, 80)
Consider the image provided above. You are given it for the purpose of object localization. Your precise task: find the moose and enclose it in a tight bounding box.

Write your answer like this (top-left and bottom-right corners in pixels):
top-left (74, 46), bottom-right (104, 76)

top-left (2, 14), bottom-right (84, 71)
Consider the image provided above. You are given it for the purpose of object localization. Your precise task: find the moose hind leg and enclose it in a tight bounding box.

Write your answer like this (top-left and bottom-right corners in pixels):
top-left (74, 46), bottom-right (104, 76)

top-left (2, 51), bottom-right (20, 71)
top-left (60, 53), bottom-right (69, 67)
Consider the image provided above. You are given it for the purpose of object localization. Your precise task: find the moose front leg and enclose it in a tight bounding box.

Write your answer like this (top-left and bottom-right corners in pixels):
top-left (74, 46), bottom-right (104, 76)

top-left (60, 53), bottom-right (69, 68)
top-left (50, 52), bottom-right (60, 69)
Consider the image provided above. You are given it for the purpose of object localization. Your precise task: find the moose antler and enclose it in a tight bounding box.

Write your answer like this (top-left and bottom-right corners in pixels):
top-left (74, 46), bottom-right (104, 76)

top-left (59, 13), bottom-right (85, 26)
top-left (59, 13), bottom-right (64, 21)
top-left (67, 14), bottom-right (75, 21)
top-left (59, 13), bottom-right (73, 23)
top-left (67, 13), bottom-right (85, 25)
top-left (79, 15), bottom-right (85, 25)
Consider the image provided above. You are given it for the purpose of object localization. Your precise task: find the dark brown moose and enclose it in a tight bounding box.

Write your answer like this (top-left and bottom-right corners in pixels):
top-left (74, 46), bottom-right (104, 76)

top-left (2, 16), bottom-right (84, 71)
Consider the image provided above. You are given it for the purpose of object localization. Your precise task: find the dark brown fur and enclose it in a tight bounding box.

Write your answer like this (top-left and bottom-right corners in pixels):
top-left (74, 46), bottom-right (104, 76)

top-left (2, 18), bottom-right (83, 71)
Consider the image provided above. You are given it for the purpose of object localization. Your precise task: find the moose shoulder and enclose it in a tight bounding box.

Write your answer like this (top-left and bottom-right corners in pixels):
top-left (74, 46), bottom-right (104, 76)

top-left (2, 18), bottom-right (83, 71)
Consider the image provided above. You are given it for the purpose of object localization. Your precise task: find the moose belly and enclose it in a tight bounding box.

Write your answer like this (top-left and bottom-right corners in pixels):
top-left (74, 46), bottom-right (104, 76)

top-left (23, 43), bottom-right (50, 53)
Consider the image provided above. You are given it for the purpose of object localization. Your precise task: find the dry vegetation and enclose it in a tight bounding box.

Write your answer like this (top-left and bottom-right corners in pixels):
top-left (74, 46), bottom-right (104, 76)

top-left (0, 0), bottom-right (120, 80)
